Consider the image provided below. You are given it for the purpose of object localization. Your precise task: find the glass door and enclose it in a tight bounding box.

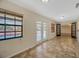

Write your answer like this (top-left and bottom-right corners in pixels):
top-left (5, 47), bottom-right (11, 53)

top-left (43, 22), bottom-right (47, 39)
top-left (71, 22), bottom-right (76, 38)
top-left (56, 24), bottom-right (61, 36)
top-left (36, 21), bottom-right (42, 41)
top-left (36, 22), bottom-right (47, 41)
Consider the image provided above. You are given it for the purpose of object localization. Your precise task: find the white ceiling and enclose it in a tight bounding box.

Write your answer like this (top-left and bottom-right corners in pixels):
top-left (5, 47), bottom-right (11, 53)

top-left (8, 0), bottom-right (79, 23)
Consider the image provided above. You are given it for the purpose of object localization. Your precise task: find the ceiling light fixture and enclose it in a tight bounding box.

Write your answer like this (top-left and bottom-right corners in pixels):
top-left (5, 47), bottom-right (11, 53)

top-left (42, 0), bottom-right (49, 3)
top-left (60, 16), bottom-right (64, 19)
top-left (76, 3), bottom-right (79, 8)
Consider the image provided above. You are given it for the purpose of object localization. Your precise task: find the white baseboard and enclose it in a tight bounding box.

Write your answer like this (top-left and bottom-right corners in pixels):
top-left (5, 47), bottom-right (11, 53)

top-left (7, 36), bottom-right (55, 58)
top-left (7, 45), bottom-right (36, 58)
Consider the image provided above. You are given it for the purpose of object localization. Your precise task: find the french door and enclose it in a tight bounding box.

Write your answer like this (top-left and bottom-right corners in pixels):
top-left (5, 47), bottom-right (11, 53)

top-left (36, 21), bottom-right (47, 41)
top-left (56, 24), bottom-right (61, 36)
top-left (71, 22), bottom-right (76, 38)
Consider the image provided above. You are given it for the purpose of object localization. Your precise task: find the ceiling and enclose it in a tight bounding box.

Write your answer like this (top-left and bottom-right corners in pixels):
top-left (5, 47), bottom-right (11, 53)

top-left (8, 0), bottom-right (79, 23)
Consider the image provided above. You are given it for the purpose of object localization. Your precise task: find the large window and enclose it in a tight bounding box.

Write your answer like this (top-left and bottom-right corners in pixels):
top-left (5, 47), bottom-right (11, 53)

top-left (0, 10), bottom-right (23, 41)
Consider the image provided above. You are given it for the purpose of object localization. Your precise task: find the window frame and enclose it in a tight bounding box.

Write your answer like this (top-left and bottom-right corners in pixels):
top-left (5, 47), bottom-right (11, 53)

top-left (0, 10), bottom-right (23, 41)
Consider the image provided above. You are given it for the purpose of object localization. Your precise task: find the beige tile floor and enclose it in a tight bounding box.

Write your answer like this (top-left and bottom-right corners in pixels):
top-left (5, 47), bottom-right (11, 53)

top-left (12, 35), bottom-right (79, 58)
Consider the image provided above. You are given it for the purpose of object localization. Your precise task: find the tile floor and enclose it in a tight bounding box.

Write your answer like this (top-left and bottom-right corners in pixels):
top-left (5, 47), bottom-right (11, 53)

top-left (12, 35), bottom-right (79, 58)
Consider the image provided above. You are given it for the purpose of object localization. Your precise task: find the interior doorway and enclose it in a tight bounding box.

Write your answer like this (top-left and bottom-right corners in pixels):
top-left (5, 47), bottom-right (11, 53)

top-left (71, 22), bottom-right (77, 38)
top-left (56, 22), bottom-right (77, 38)
top-left (61, 23), bottom-right (71, 36)
top-left (36, 21), bottom-right (47, 41)
top-left (56, 24), bottom-right (61, 36)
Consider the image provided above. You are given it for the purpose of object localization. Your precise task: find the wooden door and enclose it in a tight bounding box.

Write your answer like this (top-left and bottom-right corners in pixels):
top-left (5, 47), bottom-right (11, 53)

top-left (56, 24), bottom-right (61, 36)
top-left (71, 22), bottom-right (76, 38)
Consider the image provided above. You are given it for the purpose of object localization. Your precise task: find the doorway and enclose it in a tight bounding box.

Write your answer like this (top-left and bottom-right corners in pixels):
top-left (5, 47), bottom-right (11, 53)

top-left (56, 24), bottom-right (61, 36)
top-left (71, 22), bottom-right (77, 38)
top-left (56, 23), bottom-right (77, 38)
top-left (61, 23), bottom-right (71, 36)
top-left (36, 21), bottom-right (47, 41)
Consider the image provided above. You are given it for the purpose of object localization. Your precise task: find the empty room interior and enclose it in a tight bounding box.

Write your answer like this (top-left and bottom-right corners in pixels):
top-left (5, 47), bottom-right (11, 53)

top-left (0, 0), bottom-right (79, 58)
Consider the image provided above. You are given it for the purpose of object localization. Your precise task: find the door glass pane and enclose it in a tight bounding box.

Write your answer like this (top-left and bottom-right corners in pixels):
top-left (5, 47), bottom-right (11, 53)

top-left (36, 24), bottom-right (41, 30)
top-left (16, 26), bottom-right (21, 31)
top-left (43, 23), bottom-right (46, 30)
top-left (36, 31), bottom-right (42, 41)
top-left (6, 32), bottom-right (15, 38)
top-left (0, 33), bottom-right (4, 39)
top-left (6, 26), bottom-right (14, 31)
top-left (43, 23), bottom-right (47, 39)
top-left (43, 31), bottom-right (46, 39)
top-left (36, 21), bottom-right (42, 41)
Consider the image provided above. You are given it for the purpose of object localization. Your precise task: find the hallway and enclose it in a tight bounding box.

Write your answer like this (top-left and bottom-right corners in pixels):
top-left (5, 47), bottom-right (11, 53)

top-left (1, 0), bottom-right (79, 58)
top-left (13, 35), bottom-right (79, 58)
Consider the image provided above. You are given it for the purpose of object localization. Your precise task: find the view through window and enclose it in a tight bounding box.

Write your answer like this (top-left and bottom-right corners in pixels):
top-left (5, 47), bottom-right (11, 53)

top-left (0, 10), bottom-right (23, 41)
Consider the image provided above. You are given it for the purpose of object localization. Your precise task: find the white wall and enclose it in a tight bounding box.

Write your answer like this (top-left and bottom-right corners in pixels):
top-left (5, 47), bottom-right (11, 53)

top-left (0, 0), bottom-right (56, 58)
